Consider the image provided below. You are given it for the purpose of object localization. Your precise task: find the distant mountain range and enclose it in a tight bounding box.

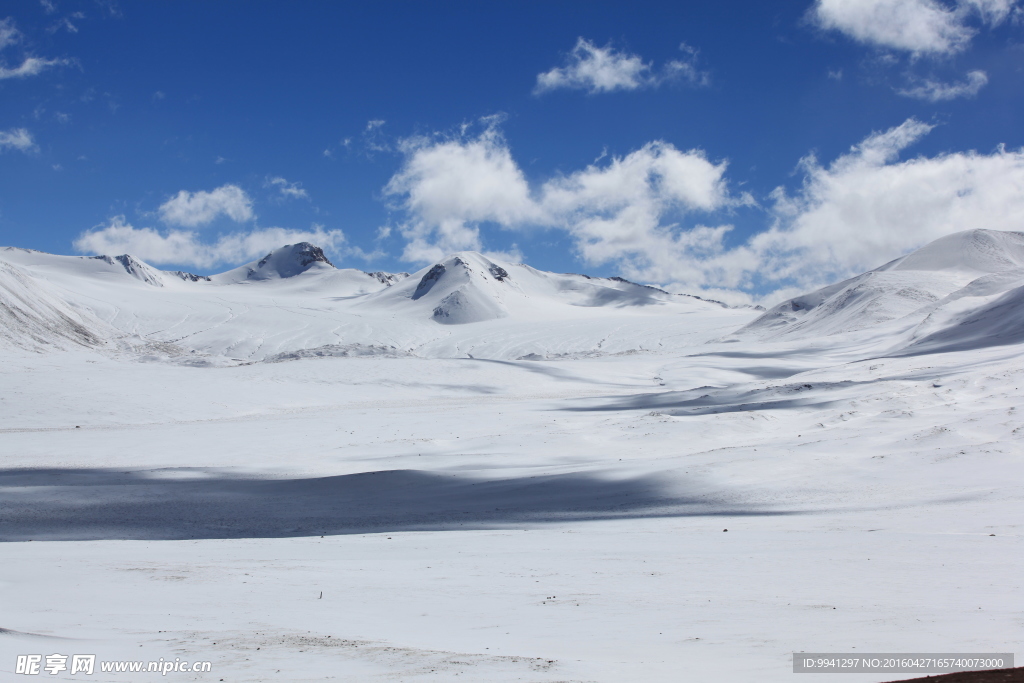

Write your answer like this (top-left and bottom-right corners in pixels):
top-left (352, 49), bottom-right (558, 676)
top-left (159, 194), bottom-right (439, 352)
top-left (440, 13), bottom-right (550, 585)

top-left (3, 229), bottom-right (1024, 360)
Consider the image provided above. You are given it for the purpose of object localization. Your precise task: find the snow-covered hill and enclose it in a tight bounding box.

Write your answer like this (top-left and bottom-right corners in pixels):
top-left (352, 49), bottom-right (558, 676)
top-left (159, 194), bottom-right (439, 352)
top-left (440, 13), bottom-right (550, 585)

top-left (0, 243), bottom-right (751, 361)
top-left (733, 229), bottom-right (1024, 353)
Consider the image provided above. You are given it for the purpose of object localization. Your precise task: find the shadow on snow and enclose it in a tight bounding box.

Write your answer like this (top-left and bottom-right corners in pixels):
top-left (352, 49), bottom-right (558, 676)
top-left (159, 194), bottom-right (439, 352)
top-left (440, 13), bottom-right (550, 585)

top-left (0, 467), bottom-right (801, 542)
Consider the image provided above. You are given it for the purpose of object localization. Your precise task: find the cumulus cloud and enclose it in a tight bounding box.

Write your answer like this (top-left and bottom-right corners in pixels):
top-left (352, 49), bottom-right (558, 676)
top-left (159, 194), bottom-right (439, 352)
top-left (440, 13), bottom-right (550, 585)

top-left (0, 55), bottom-right (70, 80)
top-left (599, 118), bottom-right (1024, 301)
top-left (384, 126), bottom-right (540, 262)
top-left (384, 121), bottom-right (741, 268)
top-left (0, 127), bottom-right (35, 153)
top-left (534, 38), bottom-right (708, 95)
top-left (158, 184), bottom-right (254, 228)
top-left (539, 142), bottom-right (738, 272)
top-left (384, 118), bottom-right (1024, 304)
top-left (748, 119), bottom-right (1024, 291)
top-left (265, 176), bottom-right (309, 200)
top-left (73, 216), bottom-right (346, 270)
top-left (810, 0), bottom-right (1016, 56)
top-left (610, 120), bottom-right (1024, 301)
top-left (897, 68), bottom-right (988, 100)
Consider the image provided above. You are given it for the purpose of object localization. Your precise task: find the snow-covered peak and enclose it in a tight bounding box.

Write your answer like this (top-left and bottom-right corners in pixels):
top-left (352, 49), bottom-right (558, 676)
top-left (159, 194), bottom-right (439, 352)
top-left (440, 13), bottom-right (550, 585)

top-left (879, 229), bottom-right (1024, 276)
top-left (213, 242), bottom-right (335, 283)
top-left (90, 254), bottom-right (165, 287)
top-left (410, 252), bottom-right (512, 300)
top-left (398, 252), bottom-right (514, 324)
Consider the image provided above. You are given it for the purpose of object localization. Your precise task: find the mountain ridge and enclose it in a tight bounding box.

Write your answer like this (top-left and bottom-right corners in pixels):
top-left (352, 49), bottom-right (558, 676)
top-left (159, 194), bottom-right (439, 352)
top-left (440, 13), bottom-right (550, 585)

top-left (5, 230), bottom-right (1024, 360)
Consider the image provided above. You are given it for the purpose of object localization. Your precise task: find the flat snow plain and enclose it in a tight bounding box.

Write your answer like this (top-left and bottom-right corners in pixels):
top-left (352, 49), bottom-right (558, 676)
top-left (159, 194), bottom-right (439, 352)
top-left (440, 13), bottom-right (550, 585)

top-left (1, 239), bottom-right (1021, 682)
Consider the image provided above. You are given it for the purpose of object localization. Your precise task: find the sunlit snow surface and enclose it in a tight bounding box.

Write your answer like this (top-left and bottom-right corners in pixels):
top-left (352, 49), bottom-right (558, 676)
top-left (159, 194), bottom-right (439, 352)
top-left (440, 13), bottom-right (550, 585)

top-left (1, 234), bottom-right (1022, 682)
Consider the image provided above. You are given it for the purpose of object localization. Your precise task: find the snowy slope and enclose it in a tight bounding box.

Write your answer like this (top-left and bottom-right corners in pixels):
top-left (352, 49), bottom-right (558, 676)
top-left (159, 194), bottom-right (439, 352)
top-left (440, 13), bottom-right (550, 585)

top-left (734, 230), bottom-right (1024, 352)
top-left (898, 280), bottom-right (1024, 354)
top-left (0, 259), bottom-right (114, 351)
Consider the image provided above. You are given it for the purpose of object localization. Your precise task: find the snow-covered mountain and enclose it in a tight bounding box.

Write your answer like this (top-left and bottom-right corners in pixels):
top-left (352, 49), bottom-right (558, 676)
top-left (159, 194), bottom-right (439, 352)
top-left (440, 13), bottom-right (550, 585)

top-left (8, 230), bottom-right (1024, 361)
top-left (0, 243), bottom-right (749, 360)
top-left (211, 242), bottom-right (337, 283)
top-left (733, 229), bottom-right (1024, 353)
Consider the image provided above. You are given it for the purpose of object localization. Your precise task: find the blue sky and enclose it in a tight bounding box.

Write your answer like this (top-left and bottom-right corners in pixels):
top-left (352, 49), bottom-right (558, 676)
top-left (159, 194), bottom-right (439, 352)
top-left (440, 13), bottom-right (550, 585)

top-left (1, 1), bottom-right (1022, 302)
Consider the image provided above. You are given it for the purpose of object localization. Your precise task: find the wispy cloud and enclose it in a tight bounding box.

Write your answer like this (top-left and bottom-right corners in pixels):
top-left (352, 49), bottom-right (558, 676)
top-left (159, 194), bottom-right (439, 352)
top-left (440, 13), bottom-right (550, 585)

top-left (73, 217), bottom-right (347, 270)
top-left (363, 119), bottom-right (390, 153)
top-left (0, 55), bottom-right (70, 80)
top-left (0, 18), bottom-right (22, 51)
top-left (0, 127), bottom-right (36, 153)
top-left (664, 43), bottom-right (711, 87)
top-left (265, 176), bottom-right (309, 201)
top-left (897, 69), bottom-right (988, 100)
top-left (47, 12), bottom-right (84, 34)
top-left (158, 184), bottom-right (255, 228)
top-left (534, 38), bottom-right (709, 95)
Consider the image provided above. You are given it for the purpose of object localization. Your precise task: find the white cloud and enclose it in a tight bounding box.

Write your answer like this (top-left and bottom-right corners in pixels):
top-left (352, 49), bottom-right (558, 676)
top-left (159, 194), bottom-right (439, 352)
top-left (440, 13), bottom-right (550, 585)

top-left (534, 38), bottom-right (708, 95)
top-left (539, 142), bottom-right (737, 270)
top-left (265, 176), bottom-right (309, 200)
top-left (959, 0), bottom-right (1018, 23)
top-left (0, 56), bottom-right (69, 80)
top-left (0, 127), bottom-right (35, 153)
top-left (363, 119), bottom-right (390, 153)
top-left (384, 126), bottom-right (540, 262)
top-left (158, 184), bottom-right (254, 228)
top-left (810, 0), bottom-right (1016, 56)
top-left (614, 119), bottom-right (1024, 301)
top-left (73, 216), bottom-right (346, 270)
top-left (897, 68), bottom-right (988, 100)
top-left (384, 122), bottom-right (740, 268)
top-left (48, 14), bottom-right (82, 34)
top-left (0, 18), bottom-right (22, 51)
top-left (747, 119), bottom-right (1024, 291)
top-left (664, 43), bottom-right (711, 88)
top-left (384, 118), bottom-right (1024, 304)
